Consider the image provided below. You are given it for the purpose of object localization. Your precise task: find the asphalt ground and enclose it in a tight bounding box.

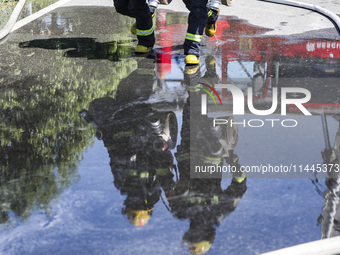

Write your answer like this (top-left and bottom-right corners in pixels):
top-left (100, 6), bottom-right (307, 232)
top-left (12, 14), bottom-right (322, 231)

top-left (11, 0), bottom-right (340, 39)
top-left (66, 0), bottom-right (340, 38)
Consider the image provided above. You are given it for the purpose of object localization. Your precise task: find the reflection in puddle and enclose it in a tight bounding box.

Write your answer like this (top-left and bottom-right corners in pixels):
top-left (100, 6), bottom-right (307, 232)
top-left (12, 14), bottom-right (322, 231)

top-left (0, 10), bottom-right (136, 228)
top-left (0, 0), bottom-right (61, 31)
top-left (80, 57), bottom-right (247, 254)
top-left (1, 7), bottom-right (340, 255)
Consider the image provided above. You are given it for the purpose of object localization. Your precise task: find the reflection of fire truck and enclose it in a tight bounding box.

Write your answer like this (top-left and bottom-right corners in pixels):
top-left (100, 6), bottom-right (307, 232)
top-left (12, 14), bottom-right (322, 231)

top-left (155, 10), bottom-right (340, 114)
top-left (155, 10), bottom-right (340, 244)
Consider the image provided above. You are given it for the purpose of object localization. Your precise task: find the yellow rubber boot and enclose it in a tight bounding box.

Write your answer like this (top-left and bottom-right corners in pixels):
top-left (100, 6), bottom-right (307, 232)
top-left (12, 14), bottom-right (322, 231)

top-left (205, 23), bottom-right (216, 37)
top-left (185, 55), bottom-right (199, 65)
top-left (131, 23), bottom-right (137, 35)
top-left (205, 9), bottom-right (219, 37)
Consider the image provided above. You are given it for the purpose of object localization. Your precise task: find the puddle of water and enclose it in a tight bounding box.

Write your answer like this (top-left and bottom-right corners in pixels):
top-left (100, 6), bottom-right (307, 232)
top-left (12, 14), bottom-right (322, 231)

top-left (0, 0), bottom-right (60, 31)
top-left (0, 1), bottom-right (17, 30)
top-left (0, 7), bottom-right (340, 255)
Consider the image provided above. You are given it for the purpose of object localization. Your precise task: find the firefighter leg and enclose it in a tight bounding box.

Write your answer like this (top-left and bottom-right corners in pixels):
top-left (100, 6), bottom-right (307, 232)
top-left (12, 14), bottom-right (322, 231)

top-left (113, 0), bottom-right (137, 35)
top-left (205, 1), bottom-right (220, 37)
top-left (132, 0), bottom-right (155, 52)
top-left (113, 0), bottom-right (155, 52)
top-left (131, 1), bottom-right (158, 36)
top-left (183, 0), bottom-right (209, 65)
top-left (113, 0), bottom-right (133, 17)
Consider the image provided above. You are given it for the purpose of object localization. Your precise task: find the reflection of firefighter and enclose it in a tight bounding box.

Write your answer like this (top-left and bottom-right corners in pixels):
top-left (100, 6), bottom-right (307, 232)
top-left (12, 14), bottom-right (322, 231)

top-left (84, 100), bottom-right (177, 226)
top-left (165, 172), bottom-right (246, 254)
top-left (162, 57), bottom-right (246, 254)
top-left (81, 57), bottom-right (178, 227)
top-left (318, 115), bottom-right (340, 238)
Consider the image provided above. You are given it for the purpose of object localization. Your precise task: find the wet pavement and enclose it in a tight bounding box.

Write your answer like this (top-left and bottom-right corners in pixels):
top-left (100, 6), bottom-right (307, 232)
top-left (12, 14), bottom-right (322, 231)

top-left (1, 2), bottom-right (340, 255)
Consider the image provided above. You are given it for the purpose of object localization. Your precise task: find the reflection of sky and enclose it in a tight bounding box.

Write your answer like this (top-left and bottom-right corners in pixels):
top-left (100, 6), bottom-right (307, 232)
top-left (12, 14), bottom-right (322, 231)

top-left (215, 178), bottom-right (324, 255)
top-left (0, 139), bottom-right (186, 255)
top-left (233, 114), bottom-right (334, 178)
top-left (0, 113), bottom-right (331, 254)
top-left (206, 113), bottom-right (339, 178)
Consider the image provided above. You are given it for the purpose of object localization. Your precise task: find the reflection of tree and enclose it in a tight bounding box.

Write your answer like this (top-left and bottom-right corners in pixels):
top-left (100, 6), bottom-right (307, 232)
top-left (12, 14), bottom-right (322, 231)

top-left (0, 18), bottom-right (137, 223)
top-left (1, 0), bottom-right (59, 31)
top-left (25, 0), bottom-right (57, 14)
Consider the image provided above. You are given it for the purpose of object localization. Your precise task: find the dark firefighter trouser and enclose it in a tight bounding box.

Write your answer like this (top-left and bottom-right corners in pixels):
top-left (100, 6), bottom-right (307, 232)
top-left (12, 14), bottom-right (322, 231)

top-left (113, 0), bottom-right (155, 47)
top-left (183, 0), bottom-right (218, 56)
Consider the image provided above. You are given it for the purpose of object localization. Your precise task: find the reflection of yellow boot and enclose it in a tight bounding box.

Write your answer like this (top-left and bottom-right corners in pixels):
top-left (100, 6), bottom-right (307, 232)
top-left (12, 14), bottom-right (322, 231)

top-left (185, 55), bottom-right (199, 65)
top-left (135, 45), bottom-right (153, 53)
top-left (205, 55), bottom-right (216, 71)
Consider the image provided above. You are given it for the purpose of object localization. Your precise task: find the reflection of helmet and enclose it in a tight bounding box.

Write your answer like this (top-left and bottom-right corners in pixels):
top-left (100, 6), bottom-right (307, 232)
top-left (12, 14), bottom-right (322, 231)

top-left (125, 209), bottom-right (153, 227)
top-left (187, 241), bottom-right (212, 255)
top-left (183, 226), bottom-right (216, 255)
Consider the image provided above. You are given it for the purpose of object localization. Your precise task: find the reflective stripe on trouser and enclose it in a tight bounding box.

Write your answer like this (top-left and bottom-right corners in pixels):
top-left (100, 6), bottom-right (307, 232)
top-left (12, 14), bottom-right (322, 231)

top-left (185, 33), bottom-right (202, 42)
top-left (136, 14), bottom-right (155, 47)
top-left (136, 25), bottom-right (155, 47)
top-left (183, 0), bottom-right (209, 56)
top-left (136, 26), bottom-right (154, 37)
top-left (113, 0), bottom-right (155, 47)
